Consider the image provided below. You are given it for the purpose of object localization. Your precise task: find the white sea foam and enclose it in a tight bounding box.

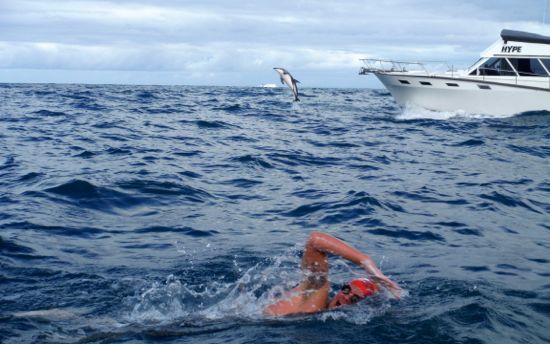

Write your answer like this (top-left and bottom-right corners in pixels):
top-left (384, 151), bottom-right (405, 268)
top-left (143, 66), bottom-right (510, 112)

top-left (396, 103), bottom-right (516, 120)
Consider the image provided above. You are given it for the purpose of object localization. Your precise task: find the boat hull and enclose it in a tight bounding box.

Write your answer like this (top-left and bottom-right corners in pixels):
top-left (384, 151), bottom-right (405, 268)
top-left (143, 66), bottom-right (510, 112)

top-left (375, 73), bottom-right (550, 116)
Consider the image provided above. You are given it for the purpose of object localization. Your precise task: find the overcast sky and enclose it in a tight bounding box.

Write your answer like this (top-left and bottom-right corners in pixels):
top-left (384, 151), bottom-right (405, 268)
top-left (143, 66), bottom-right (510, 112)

top-left (0, 0), bottom-right (549, 87)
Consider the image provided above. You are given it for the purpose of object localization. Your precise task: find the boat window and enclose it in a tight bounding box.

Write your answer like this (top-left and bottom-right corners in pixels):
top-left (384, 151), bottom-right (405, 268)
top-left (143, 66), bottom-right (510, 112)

top-left (541, 59), bottom-right (550, 74)
top-left (446, 83), bottom-right (459, 87)
top-left (469, 58), bottom-right (488, 75)
top-left (478, 85), bottom-right (491, 90)
top-left (467, 57), bottom-right (485, 71)
top-left (507, 58), bottom-right (549, 77)
top-left (399, 80), bottom-right (410, 84)
top-left (478, 58), bottom-right (516, 76)
top-left (420, 81), bottom-right (432, 86)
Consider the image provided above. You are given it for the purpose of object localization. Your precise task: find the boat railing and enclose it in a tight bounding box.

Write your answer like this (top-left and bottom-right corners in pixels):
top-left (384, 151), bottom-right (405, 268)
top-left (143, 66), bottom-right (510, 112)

top-left (360, 58), bottom-right (550, 88)
top-left (359, 59), bottom-right (454, 76)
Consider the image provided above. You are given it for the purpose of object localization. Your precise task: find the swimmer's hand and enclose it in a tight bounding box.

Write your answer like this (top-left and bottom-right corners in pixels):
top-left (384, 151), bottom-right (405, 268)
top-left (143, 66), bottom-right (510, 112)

top-left (360, 257), bottom-right (402, 299)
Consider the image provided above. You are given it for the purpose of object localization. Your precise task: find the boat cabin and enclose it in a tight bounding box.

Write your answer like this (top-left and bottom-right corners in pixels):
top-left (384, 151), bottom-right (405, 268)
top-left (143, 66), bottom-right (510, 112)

top-left (467, 30), bottom-right (550, 78)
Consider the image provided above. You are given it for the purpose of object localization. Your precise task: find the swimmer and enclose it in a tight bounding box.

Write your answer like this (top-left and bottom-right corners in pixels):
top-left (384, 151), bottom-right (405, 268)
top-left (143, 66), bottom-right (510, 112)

top-left (264, 231), bottom-right (402, 316)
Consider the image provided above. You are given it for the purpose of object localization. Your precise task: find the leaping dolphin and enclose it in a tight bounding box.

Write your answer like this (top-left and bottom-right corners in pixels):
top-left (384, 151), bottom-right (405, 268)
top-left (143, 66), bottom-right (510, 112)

top-left (273, 68), bottom-right (300, 101)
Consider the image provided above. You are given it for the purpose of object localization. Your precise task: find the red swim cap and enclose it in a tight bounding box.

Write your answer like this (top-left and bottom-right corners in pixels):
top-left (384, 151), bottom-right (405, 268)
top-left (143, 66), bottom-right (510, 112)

top-left (349, 278), bottom-right (379, 298)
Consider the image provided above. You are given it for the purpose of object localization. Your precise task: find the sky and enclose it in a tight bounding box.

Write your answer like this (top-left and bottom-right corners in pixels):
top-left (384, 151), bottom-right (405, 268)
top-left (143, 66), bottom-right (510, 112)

top-left (0, 0), bottom-right (549, 88)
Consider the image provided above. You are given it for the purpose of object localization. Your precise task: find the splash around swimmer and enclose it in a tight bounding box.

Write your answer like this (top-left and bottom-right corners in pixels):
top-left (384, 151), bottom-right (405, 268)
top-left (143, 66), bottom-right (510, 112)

top-left (264, 231), bottom-right (402, 316)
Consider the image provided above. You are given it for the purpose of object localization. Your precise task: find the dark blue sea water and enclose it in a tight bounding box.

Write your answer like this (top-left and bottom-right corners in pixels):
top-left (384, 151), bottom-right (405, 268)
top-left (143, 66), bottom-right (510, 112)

top-left (0, 83), bottom-right (549, 343)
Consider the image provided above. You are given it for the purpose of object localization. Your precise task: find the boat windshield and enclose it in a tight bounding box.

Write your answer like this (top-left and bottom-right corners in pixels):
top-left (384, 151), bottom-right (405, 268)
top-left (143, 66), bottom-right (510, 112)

top-left (467, 57), bottom-right (485, 72)
top-left (469, 57), bottom-right (550, 77)
top-left (507, 58), bottom-right (549, 77)
top-left (475, 58), bottom-right (517, 76)
top-left (540, 59), bottom-right (550, 74)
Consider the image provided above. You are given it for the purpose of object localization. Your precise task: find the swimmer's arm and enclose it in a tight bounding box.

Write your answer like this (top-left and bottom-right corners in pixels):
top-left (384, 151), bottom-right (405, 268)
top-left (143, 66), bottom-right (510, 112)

top-left (309, 231), bottom-right (402, 299)
top-left (360, 256), bottom-right (402, 299)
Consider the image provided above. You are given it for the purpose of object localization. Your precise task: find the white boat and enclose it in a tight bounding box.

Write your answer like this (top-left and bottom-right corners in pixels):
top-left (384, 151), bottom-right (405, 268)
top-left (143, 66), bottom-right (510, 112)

top-left (360, 30), bottom-right (550, 116)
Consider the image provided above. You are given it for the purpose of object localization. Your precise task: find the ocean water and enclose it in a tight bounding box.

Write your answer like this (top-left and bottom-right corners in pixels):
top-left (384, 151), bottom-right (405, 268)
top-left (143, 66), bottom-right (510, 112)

top-left (0, 83), bottom-right (548, 344)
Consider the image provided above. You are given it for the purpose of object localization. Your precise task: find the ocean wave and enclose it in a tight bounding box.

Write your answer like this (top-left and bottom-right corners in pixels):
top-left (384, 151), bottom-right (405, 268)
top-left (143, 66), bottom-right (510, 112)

top-left (134, 226), bottom-right (218, 236)
top-left (44, 179), bottom-right (102, 198)
top-left (506, 144), bottom-right (550, 158)
top-left (452, 138), bottom-right (485, 147)
top-left (0, 156), bottom-right (17, 171)
top-left (221, 178), bottom-right (263, 189)
top-left (479, 191), bottom-right (543, 214)
top-left (267, 151), bottom-right (341, 167)
top-left (20, 179), bottom-right (149, 213)
top-left (0, 221), bottom-right (111, 238)
top-left (229, 154), bottom-right (274, 169)
top-left (196, 120), bottom-right (234, 129)
top-left (393, 190), bottom-right (469, 205)
top-left (281, 191), bottom-right (405, 222)
top-left (0, 236), bottom-right (34, 255)
top-left (367, 228), bottom-right (445, 242)
top-left (116, 179), bottom-right (213, 202)
top-left (32, 109), bottom-right (68, 117)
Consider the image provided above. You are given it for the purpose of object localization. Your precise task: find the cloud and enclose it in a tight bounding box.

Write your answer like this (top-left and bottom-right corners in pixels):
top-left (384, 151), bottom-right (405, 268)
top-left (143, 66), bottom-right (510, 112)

top-left (0, 0), bottom-right (549, 86)
top-left (0, 40), bottom-right (366, 75)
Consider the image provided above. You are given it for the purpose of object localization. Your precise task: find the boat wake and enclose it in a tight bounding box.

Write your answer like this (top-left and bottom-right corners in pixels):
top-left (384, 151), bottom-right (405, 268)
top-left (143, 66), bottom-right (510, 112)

top-left (397, 103), bottom-right (516, 120)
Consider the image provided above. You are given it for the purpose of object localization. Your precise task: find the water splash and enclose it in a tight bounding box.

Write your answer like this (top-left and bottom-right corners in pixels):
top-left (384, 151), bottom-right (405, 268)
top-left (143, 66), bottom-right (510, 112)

top-left (127, 275), bottom-right (190, 323)
top-left (124, 247), bottom-right (398, 326)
